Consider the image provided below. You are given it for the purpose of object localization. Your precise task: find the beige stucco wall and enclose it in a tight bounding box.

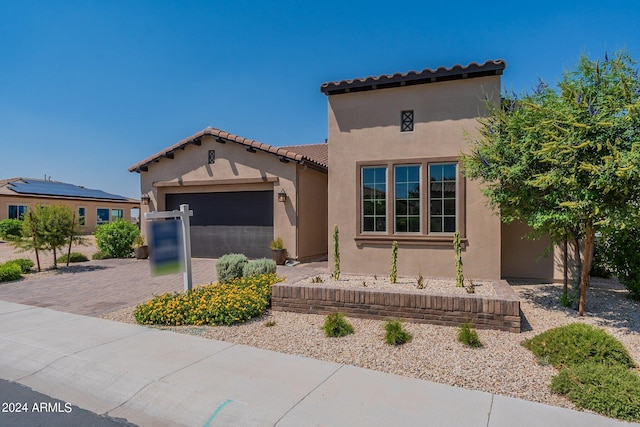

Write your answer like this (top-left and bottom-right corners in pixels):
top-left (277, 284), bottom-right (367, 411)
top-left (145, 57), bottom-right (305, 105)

top-left (0, 195), bottom-right (138, 233)
top-left (327, 76), bottom-right (502, 279)
top-left (297, 166), bottom-right (328, 261)
top-left (137, 135), bottom-right (326, 260)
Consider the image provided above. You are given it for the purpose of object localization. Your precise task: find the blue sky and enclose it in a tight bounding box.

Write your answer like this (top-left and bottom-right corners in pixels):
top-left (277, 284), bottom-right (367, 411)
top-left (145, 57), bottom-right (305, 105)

top-left (1, 1), bottom-right (639, 198)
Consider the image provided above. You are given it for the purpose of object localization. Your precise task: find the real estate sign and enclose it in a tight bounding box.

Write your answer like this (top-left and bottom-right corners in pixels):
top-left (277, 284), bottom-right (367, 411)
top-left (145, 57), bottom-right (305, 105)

top-left (148, 219), bottom-right (184, 276)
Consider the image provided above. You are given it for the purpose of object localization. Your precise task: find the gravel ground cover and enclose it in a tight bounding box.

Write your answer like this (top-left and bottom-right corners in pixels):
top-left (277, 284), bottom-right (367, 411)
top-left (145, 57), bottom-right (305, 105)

top-left (101, 276), bottom-right (640, 413)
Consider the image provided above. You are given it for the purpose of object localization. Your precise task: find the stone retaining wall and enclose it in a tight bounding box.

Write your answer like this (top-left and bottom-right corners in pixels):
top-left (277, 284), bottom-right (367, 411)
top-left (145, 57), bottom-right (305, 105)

top-left (272, 280), bottom-right (521, 332)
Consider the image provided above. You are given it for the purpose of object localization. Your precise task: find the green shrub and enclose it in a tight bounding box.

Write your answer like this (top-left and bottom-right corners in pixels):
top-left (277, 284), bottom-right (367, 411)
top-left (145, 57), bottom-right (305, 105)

top-left (242, 258), bottom-right (276, 277)
top-left (384, 320), bottom-right (412, 345)
top-left (0, 263), bottom-right (22, 282)
top-left (94, 220), bottom-right (140, 258)
top-left (522, 323), bottom-right (636, 369)
top-left (551, 363), bottom-right (640, 422)
top-left (5, 258), bottom-right (34, 274)
top-left (323, 312), bottom-right (354, 337)
top-left (134, 274), bottom-right (280, 326)
top-left (92, 251), bottom-right (111, 260)
top-left (599, 227), bottom-right (640, 299)
top-left (458, 322), bottom-right (482, 348)
top-left (216, 253), bottom-right (248, 283)
top-left (57, 252), bottom-right (89, 263)
top-left (0, 219), bottom-right (23, 240)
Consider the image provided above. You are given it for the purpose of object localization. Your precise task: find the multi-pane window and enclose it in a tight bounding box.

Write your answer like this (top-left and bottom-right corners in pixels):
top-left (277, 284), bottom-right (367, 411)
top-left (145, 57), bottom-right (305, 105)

top-left (401, 110), bottom-right (414, 132)
top-left (111, 209), bottom-right (124, 221)
top-left (8, 205), bottom-right (27, 219)
top-left (97, 208), bottom-right (110, 225)
top-left (429, 163), bottom-right (457, 233)
top-left (78, 207), bottom-right (86, 226)
top-left (395, 165), bottom-right (420, 232)
top-left (360, 161), bottom-right (458, 235)
top-left (362, 166), bottom-right (387, 232)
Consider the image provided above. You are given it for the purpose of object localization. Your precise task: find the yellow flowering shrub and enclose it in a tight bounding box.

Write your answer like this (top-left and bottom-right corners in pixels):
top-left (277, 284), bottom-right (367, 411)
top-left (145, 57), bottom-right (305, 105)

top-left (134, 274), bottom-right (281, 326)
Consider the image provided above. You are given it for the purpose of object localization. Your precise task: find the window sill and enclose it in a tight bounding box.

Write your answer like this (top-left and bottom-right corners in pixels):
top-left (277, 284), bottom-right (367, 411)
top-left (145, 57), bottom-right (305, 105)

top-left (355, 234), bottom-right (467, 248)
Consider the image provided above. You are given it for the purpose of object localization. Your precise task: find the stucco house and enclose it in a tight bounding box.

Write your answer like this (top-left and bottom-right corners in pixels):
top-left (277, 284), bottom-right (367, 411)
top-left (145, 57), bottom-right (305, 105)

top-left (128, 128), bottom-right (328, 260)
top-left (321, 60), bottom-right (561, 281)
top-left (0, 178), bottom-right (139, 233)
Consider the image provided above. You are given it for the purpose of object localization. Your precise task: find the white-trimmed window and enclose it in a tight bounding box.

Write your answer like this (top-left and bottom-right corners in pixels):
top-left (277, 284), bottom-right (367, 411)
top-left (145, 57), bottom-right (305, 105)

top-left (8, 205), bottom-right (27, 220)
top-left (97, 208), bottom-right (110, 225)
top-left (78, 207), bottom-right (86, 226)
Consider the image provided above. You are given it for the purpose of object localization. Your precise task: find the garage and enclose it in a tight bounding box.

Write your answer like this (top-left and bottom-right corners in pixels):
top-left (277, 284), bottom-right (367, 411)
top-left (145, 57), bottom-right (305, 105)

top-left (166, 191), bottom-right (273, 258)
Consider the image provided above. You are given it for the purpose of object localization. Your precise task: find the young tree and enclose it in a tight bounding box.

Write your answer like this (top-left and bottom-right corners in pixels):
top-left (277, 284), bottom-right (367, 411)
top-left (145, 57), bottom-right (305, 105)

top-left (16, 205), bottom-right (78, 270)
top-left (462, 50), bottom-right (640, 315)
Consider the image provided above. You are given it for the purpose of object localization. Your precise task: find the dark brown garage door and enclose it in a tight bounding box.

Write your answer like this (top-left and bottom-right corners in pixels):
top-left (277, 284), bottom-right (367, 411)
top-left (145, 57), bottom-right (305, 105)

top-left (166, 191), bottom-right (273, 258)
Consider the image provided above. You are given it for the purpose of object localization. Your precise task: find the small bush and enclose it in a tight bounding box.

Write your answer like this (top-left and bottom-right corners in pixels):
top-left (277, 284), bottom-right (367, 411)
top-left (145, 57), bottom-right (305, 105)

top-left (92, 251), bottom-right (111, 260)
top-left (94, 220), bottom-right (140, 258)
top-left (0, 219), bottom-right (23, 240)
top-left (134, 274), bottom-right (280, 326)
top-left (458, 322), bottom-right (482, 348)
top-left (57, 252), bottom-right (89, 263)
top-left (264, 320), bottom-right (276, 327)
top-left (522, 323), bottom-right (636, 369)
top-left (242, 258), bottom-right (276, 277)
top-left (216, 253), bottom-right (249, 283)
top-left (551, 363), bottom-right (640, 422)
top-left (6, 258), bottom-right (34, 274)
top-left (323, 312), bottom-right (354, 337)
top-left (0, 262), bottom-right (22, 282)
top-left (384, 320), bottom-right (412, 345)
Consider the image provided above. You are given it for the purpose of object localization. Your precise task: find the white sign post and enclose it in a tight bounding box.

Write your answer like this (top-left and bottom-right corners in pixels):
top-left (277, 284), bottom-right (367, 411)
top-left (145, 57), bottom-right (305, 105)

top-left (144, 204), bottom-right (194, 291)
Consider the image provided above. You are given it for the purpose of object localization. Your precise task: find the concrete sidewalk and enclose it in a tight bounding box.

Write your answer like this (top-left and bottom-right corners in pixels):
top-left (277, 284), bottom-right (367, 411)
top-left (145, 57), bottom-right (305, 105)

top-left (1, 301), bottom-right (636, 427)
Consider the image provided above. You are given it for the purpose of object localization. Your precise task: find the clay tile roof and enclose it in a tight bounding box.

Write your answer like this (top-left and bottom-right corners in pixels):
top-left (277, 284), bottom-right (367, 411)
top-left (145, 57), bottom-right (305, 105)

top-left (320, 59), bottom-right (506, 95)
top-left (128, 127), bottom-right (328, 173)
top-left (280, 143), bottom-right (327, 168)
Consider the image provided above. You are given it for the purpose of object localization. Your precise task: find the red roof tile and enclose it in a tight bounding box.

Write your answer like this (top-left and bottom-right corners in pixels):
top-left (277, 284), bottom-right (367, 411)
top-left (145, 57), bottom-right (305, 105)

top-left (320, 59), bottom-right (506, 95)
top-left (128, 127), bottom-right (328, 173)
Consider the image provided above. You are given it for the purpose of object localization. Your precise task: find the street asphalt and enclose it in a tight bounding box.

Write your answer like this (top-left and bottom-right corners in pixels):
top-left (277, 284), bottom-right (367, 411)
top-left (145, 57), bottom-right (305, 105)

top-left (0, 250), bottom-right (638, 426)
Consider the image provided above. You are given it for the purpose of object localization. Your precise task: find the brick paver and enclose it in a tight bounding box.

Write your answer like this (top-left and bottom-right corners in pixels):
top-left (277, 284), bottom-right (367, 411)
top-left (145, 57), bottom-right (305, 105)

top-left (0, 241), bottom-right (327, 316)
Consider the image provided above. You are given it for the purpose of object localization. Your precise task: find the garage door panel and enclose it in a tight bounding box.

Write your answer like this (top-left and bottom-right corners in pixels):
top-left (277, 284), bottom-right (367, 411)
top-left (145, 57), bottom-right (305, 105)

top-left (165, 191), bottom-right (273, 258)
top-left (166, 191), bottom-right (273, 226)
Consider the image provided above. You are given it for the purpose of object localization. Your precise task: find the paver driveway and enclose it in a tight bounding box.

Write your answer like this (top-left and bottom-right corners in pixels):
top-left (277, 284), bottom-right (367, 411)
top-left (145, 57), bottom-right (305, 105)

top-left (0, 242), bottom-right (327, 316)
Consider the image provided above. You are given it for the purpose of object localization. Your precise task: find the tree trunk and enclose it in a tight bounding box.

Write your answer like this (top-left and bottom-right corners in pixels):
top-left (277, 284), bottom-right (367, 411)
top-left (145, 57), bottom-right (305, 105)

top-left (563, 239), bottom-right (568, 297)
top-left (574, 236), bottom-right (582, 289)
top-left (52, 247), bottom-right (58, 269)
top-left (578, 221), bottom-right (595, 316)
top-left (66, 213), bottom-right (75, 267)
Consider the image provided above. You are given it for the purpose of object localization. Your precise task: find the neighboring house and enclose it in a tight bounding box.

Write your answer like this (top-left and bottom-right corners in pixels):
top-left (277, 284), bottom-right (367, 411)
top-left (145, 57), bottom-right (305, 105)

top-left (0, 178), bottom-right (139, 233)
top-left (321, 60), bottom-right (560, 281)
top-left (128, 127), bottom-right (328, 260)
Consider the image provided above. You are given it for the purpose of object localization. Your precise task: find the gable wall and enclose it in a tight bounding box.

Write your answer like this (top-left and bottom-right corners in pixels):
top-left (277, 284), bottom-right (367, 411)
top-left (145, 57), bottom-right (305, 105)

top-left (327, 76), bottom-right (502, 279)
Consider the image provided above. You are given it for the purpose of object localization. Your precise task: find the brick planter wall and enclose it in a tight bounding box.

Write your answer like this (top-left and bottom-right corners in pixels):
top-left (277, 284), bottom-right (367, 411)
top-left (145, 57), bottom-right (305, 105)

top-left (272, 280), bottom-right (521, 332)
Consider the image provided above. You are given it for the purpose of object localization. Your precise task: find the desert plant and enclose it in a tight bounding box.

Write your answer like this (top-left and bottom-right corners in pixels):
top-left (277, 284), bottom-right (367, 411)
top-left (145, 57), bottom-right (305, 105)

top-left (0, 219), bottom-right (23, 240)
top-left (323, 312), bottom-right (354, 337)
top-left (522, 323), bottom-right (635, 369)
top-left (269, 237), bottom-right (284, 250)
top-left (5, 258), bottom-right (34, 274)
top-left (134, 274), bottom-right (279, 326)
top-left (332, 225), bottom-right (340, 280)
top-left (458, 322), bottom-right (482, 348)
top-left (551, 362), bottom-right (640, 422)
top-left (132, 234), bottom-right (145, 248)
top-left (92, 251), bottom-right (110, 260)
top-left (0, 262), bottom-right (22, 282)
top-left (216, 253), bottom-right (249, 283)
top-left (384, 320), bottom-right (412, 345)
top-left (57, 252), bottom-right (89, 263)
top-left (242, 258), bottom-right (276, 277)
top-left (454, 231), bottom-right (463, 287)
top-left (264, 320), bottom-right (276, 327)
top-left (311, 275), bottom-right (324, 283)
top-left (416, 271), bottom-right (424, 289)
top-left (390, 240), bottom-right (398, 284)
top-left (94, 220), bottom-right (140, 258)
top-left (465, 279), bottom-right (475, 294)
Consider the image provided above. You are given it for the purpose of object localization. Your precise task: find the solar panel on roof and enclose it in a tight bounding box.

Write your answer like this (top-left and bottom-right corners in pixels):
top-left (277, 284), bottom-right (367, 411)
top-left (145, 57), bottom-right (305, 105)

top-left (9, 179), bottom-right (129, 201)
